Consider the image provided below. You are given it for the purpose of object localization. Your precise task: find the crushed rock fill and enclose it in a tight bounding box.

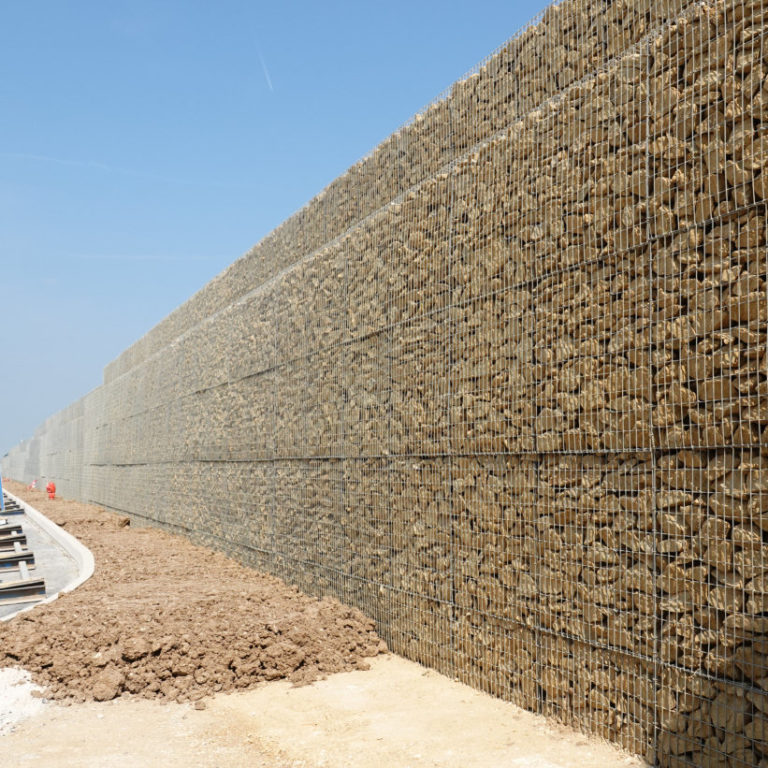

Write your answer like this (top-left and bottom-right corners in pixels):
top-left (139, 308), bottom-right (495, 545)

top-left (0, 482), bottom-right (387, 705)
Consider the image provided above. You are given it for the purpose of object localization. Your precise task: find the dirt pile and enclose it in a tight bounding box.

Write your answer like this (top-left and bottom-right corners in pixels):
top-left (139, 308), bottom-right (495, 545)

top-left (0, 482), bottom-right (386, 704)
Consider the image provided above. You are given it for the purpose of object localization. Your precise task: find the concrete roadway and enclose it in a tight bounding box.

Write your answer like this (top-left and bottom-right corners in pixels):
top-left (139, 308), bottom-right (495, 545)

top-left (0, 502), bottom-right (79, 620)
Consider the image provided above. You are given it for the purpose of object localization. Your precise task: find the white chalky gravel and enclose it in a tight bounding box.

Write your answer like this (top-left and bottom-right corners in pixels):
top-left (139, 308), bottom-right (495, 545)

top-left (0, 668), bottom-right (46, 734)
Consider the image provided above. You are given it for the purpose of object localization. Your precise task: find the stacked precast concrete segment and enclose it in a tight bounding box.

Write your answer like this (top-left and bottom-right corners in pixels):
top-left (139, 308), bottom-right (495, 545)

top-left (5, 0), bottom-right (768, 763)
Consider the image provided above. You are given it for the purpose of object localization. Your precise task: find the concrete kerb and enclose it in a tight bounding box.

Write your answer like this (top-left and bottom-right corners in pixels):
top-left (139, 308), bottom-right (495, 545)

top-left (0, 489), bottom-right (95, 622)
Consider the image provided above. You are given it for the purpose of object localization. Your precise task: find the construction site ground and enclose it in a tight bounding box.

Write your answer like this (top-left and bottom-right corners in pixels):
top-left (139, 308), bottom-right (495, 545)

top-left (0, 482), bottom-right (645, 768)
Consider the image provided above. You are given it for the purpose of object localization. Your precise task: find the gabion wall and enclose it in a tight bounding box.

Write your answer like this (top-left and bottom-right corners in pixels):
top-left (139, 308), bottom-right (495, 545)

top-left (5, 1), bottom-right (768, 764)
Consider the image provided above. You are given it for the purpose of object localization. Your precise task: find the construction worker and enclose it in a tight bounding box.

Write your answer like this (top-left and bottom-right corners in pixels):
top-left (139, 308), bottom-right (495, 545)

top-left (46, 481), bottom-right (56, 500)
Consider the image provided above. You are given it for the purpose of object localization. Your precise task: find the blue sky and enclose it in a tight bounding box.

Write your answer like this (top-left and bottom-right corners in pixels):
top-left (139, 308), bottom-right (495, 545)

top-left (1, 0), bottom-right (550, 454)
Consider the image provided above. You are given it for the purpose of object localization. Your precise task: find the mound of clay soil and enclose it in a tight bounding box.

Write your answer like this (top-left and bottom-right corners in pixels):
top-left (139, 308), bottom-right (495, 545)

top-left (0, 482), bottom-right (386, 705)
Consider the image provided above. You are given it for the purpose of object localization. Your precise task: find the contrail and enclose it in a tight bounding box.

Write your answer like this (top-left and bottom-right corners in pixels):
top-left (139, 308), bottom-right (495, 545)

top-left (258, 51), bottom-right (274, 92)
top-left (0, 152), bottom-right (126, 175)
top-left (0, 152), bottom-right (259, 190)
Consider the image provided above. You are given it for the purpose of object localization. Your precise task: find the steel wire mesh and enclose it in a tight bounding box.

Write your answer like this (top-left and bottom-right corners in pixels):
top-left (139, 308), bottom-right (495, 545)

top-left (6, 0), bottom-right (768, 764)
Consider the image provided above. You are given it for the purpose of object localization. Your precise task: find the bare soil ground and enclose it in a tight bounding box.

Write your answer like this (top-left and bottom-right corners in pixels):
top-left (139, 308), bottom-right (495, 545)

top-left (0, 483), bottom-right (646, 767)
top-left (0, 481), bottom-right (385, 704)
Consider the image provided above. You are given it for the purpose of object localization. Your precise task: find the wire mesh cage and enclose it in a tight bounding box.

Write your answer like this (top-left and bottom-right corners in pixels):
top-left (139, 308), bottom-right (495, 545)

top-left (5, 0), bottom-right (768, 764)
